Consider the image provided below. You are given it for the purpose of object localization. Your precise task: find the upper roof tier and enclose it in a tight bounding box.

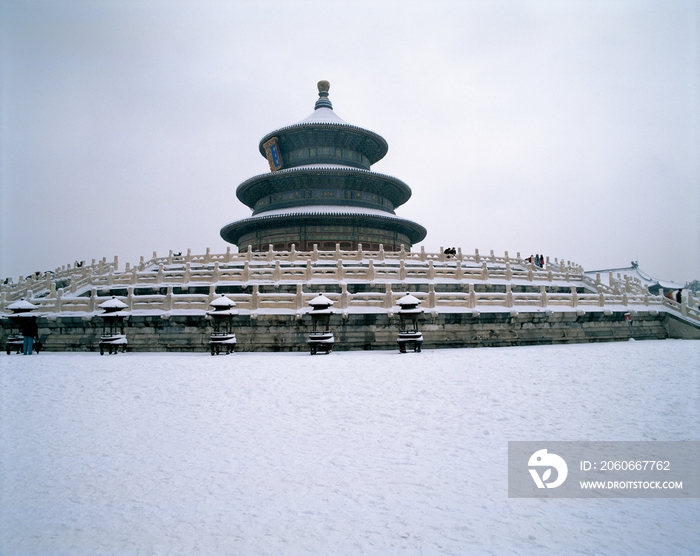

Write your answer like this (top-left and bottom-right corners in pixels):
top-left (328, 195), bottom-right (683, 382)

top-left (258, 81), bottom-right (389, 170)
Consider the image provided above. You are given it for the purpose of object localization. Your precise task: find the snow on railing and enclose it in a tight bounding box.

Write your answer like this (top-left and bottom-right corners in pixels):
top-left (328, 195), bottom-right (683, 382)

top-left (6, 282), bottom-right (698, 326)
top-left (4, 245), bottom-right (696, 324)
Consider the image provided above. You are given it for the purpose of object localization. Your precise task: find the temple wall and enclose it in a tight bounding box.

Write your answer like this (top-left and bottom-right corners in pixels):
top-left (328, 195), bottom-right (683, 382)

top-left (1, 310), bottom-right (675, 353)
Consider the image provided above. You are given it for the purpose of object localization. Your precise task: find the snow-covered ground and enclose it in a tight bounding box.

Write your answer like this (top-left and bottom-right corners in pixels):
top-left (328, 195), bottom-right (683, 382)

top-left (1, 340), bottom-right (698, 555)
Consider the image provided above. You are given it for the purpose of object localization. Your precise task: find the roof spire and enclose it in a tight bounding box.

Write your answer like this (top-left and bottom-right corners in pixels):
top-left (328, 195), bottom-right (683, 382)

top-left (315, 80), bottom-right (333, 110)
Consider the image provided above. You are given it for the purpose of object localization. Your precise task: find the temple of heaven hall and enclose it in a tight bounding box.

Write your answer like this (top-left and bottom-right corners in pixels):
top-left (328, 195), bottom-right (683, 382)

top-left (220, 81), bottom-right (427, 252)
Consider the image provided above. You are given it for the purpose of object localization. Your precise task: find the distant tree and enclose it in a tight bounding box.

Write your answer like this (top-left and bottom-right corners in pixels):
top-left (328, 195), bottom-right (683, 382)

top-left (686, 280), bottom-right (700, 293)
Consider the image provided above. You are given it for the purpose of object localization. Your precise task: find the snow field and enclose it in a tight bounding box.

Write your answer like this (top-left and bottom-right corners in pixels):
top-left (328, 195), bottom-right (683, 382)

top-left (1, 340), bottom-right (698, 555)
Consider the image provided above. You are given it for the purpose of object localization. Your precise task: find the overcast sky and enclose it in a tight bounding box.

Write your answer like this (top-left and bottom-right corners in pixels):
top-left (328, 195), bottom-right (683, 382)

top-left (1, 0), bottom-right (698, 284)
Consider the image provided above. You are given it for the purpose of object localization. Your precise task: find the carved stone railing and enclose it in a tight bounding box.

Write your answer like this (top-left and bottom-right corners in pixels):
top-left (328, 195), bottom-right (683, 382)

top-left (3, 245), bottom-right (696, 325)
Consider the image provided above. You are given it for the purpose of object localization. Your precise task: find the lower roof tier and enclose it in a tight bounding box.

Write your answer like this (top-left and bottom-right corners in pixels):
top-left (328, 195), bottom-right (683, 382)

top-left (220, 211), bottom-right (427, 253)
top-left (236, 167), bottom-right (413, 213)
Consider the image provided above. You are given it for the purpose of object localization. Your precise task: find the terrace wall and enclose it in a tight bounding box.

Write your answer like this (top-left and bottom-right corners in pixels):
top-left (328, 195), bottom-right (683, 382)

top-left (1, 310), bottom-right (679, 353)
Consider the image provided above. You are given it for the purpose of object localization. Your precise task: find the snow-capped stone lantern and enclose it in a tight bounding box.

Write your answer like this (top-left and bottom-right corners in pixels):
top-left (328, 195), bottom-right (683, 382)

top-left (307, 293), bottom-right (334, 355)
top-left (98, 296), bottom-right (128, 355)
top-left (396, 293), bottom-right (423, 353)
top-left (207, 295), bottom-right (237, 355)
top-left (4, 299), bottom-right (39, 355)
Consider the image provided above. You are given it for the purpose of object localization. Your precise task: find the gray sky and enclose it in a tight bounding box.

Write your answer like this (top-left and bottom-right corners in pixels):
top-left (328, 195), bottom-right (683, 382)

top-left (1, 0), bottom-right (698, 284)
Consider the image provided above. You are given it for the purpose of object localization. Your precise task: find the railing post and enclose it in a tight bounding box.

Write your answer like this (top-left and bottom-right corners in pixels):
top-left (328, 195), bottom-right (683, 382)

top-left (295, 283), bottom-right (303, 310)
top-left (251, 284), bottom-right (259, 311)
top-left (428, 260), bottom-right (435, 280)
top-left (225, 246), bottom-right (231, 263)
top-left (474, 248), bottom-right (480, 264)
top-left (384, 282), bottom-right (393, 308)
top-left (367, 259), bottom-right (375, 281)
top-left (469, 283), bottom-right (476, 308)
top-left (571, 286), bottom-right (578, 308)
top-left (185, 249), bottom-right (191, 263)
top-left (428, 283), bottom-right (436, 308)
top-left (312, 244), bottom-right (319, 262)
top-left (88, 288), bottom-right (96, 312)
top-left (127, 286), bottom-right (134, 311)
top-left (335, 243), bottom-right (341, 260)
top-left (290, 244), bottom-right (297, 262)
top-left (273, 260), bottom-right (281, 282)
top-left (399, 259), bottom-right (406, 280)
top-left (506, 284), bottom-right (513, 307)
top-left (541, 285), bottom-right (547, 307)
top-left (482, 262), bottom-right (489, 280)
top-left (165, 286), bottom-right (173, 311)
top-left (357, 243), bottom-right (363, 261)
top-left (208, 284), bottom-right (216, 304)
top-left (337, 259), bottom-right (344, 280)
top-left (267, 244), bottom-right (274, 262)
top-left (212, 262), bottom-right (220, 283)
top-left (399, 244), bottom-right (406, 260)
top-left (157, 264), bottom-right (164, 284)
top-left (113, 256), bottom-right (118, 271)
top-left (420, 246), bottom-right (426, 261)
top-left (379, 244), bottom-right (385, 261)
top-left (305, 260), bottom-right (312, 281)
top-left (456, 260), bottom-right (463, 280)
top-left (505, 262), bottom-right (512, 281)
top-left (243, 261), bottom-right (250, 282)
top-left (340, 282), bottom-right (348, 309)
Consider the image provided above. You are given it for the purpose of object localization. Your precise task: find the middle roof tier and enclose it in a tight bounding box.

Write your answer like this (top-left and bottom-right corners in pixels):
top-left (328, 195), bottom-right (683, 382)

top-left (237, 165), bottom-right (413, 215)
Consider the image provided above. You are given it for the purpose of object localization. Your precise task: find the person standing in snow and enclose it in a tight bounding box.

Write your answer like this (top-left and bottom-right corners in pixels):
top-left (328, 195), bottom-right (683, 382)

top-left (20, 318), bottom-right (38, 355)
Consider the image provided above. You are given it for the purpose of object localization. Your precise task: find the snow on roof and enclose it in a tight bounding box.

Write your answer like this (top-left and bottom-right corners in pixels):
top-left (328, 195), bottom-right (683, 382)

top-left (297, 107), bottom-right (349, 125)
top-left (396, 293), bottom-right (422, 307)
top-left (288, 163), bottom-right (358, 170)
top-left (209, 296), bottom-right (237, 308)
top-left (99, 297), bottom-right (128, 310)
top-left (256, 205), bottom-right (395, 217)
top-left (6, 299), bottom-right (38, 311)
top-left (584, 262), bottom-right (684, 290)
top-left (308, 293), bottom-right (334, 308)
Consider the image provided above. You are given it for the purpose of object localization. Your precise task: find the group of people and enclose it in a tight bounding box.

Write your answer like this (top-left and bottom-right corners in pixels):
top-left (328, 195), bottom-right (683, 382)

top-left (526, 254), bottom-right (545, 268)
top-left (443, 247), bottom-right (457, 258)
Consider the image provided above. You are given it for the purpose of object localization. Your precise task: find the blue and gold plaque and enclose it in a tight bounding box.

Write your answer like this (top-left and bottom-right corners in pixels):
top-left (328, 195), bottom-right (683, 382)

top-left (263, 137), bottom-right (283, 171)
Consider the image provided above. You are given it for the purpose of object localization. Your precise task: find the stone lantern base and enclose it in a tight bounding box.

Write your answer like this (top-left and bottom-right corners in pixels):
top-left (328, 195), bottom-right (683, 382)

top-left (209, 333), bottom-right (237, 355)
top-left (99, 334), bottom-right (127, 355)
top-left (397, 331), bottom-right (423, 353)
top-left (308, 332), bottom-right (334, 355)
